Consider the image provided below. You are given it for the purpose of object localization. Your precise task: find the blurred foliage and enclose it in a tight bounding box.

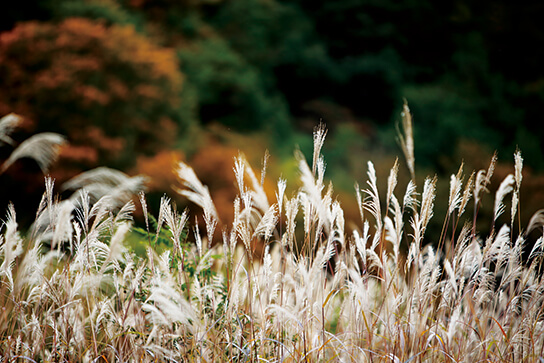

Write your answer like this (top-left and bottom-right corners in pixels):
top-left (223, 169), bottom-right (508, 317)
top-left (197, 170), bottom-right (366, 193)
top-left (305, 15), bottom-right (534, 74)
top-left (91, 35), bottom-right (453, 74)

top-left (51, 0), bottom-right (147, 31)
top-left (0, 17), bottom-right (187, 169)
top-left (177, 37), bottom-right (291, 138)
top-left (2, 0), bottom-right (544, 232)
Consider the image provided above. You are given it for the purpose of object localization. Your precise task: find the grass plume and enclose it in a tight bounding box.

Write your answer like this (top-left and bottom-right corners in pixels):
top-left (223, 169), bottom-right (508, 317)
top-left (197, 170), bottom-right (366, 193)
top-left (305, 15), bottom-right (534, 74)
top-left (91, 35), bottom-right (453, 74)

top-left (1, 112), bottom-right (544, 362)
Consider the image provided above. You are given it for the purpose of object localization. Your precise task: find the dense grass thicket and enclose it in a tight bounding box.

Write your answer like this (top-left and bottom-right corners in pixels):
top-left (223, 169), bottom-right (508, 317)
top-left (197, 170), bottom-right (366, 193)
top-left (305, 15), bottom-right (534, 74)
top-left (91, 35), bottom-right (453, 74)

top-left (1, 106), bottom-right (544, 362)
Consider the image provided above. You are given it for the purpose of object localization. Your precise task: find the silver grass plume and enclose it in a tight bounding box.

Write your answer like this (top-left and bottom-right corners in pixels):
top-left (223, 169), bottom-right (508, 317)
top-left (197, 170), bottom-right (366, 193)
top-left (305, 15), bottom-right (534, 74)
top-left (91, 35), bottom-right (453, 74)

top-left (331, 200), bottom-right (345, 247)
top-left (162, 202), bottom-right (189, 254)
top-left (276, 178), bottom-right (287, 214)
top-left (420, 176), bottom-right (437, 232)
top-left (514, 148), bottom-right (523, 191)
top-left (74, 189), bottom-right (91, 233)
top-left (493, 174), bottom-right (515, 223)
top-left (407, 177), bottom-right (437, 269)
top-left (253, 203), bottom-right (278, 241)
top-left (0, 132), bottom-right (65, 174)
top-left (0, 203), bottom-right (23, 291)
top-left (397, 101), bottom-right (415, 181)
top-left (176, 161), bottom-right (218, 245)
top-left (63, 167), bottom-right (146, 209)
top-left (237, 217), bottom-right (252, 260)
top-left (261, 149), bottom-right (270, 186)
top-left (529, 236), bottom-right (544, 261)
top-left (142, 274), bottom-right (196, 333)
top-left (448, 163), bottom-right (464, 215)
top-left (363, 161), bottom-right (382, 240)
top-left (483, 224), bottom-right (510, 270)
top-left (386, 158), bottom-right (399, 207)
top-left (51, 200), bottom-right (75, 250)
top-left (156, 195), bottom-right (170, 242)
top-left (297, 150), bottom-right (331, 236)
top-left (319, 236), bottom-right (337, 269)
top-left (312, 123), bottom-right (327, 175)
top-left (231, 196), bottom-right (241, 253)
top-left (62, 167), bottom-right (132, 190)
top-left (194, 220), bottom-right (202, 257)
top-left (353, 222), bottom-right (370, 272)
top-left (139, 191), bottom-right (149, 233)
top-left (403, 179), bottom-right (419, 213)
top-left (485, 151), bottom-right (498, 186)
top-left (0, 113), bottom-right (21, 146)
top-left (512, 149), bottom-right (523, 231)
top-left (526, 209), bottom-right (544, 236)
top-left (385, 195), bottom-right (403, 262)
top-left (474, 169), bottom-right (487, 208)
top-left (284, 196), bottom-right (299, 248)
top-left (474, 152), bottom-right (498, 208)
top-left (234, 154), bottom-right (246, 195)
top-left (105, 177), bottom-right (146, 210)
top-left (87, 195), bottom-right (116, 239)
top-left (355, 182), bottom-right (365, 224)
top-left (114, 200), bottom-right (135, 224)
top-left (244, 156), bottom-right (270, 213)
top-left (458, 171), bottom-right (474, 218)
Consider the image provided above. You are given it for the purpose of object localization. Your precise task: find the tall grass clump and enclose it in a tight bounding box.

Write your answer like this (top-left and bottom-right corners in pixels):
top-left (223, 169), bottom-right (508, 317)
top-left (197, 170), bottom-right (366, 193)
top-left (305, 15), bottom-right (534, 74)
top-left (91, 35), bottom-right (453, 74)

top-left (1, 108), bottom-right (544, 362)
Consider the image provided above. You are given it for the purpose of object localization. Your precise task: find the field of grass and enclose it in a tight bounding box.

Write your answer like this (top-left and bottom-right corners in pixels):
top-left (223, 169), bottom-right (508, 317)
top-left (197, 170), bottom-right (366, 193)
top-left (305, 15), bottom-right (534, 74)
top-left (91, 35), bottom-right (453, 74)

top-left (1, 106), bottom-right (544, 362)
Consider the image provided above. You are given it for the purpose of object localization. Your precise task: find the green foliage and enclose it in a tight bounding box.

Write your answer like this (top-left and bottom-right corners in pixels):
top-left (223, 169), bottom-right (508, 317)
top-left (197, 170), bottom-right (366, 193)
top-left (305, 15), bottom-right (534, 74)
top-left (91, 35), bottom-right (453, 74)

top-left (130, 214), bottom-right (179, 255)
top-left (178, 36), bottom-right (292, 139)
top-left (51, 0), bottom-right (146, 31)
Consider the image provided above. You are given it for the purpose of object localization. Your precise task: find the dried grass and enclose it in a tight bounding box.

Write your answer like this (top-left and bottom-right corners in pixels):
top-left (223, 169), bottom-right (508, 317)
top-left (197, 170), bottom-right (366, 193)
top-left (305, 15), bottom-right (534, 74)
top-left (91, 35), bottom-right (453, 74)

top-left (1, 114), bottom-right (544, 362)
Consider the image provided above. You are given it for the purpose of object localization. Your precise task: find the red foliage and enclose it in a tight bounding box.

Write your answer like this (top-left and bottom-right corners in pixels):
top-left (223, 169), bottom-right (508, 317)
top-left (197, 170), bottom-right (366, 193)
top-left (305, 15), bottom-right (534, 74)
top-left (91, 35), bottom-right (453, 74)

top-left (0, 18), bottom-right (185, 169)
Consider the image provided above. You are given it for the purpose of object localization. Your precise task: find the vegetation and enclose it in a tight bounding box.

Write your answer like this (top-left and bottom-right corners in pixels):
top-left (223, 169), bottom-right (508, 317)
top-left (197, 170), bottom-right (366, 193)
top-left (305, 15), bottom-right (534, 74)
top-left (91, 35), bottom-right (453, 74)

top-left (2, 1), bottom-right (544, 168)
top-left (0, 17), bottom-right (185, 169)
top-left (1, 111), bottom-right (544, 361)
top-left (1, 2), bottom-right (544, 360)
top-left (2, 0), bottom-right (544, 228)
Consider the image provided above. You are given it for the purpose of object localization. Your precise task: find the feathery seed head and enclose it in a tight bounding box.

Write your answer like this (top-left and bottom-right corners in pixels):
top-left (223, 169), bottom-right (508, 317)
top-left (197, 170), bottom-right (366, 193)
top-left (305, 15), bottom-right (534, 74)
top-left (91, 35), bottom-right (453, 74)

top-left (514, 148), bottom-right (523, 191)
top-left (0, 132), bottom-right (65, 174)
top-left (312, 123), bottom-right (327, 175)
top-left (494, 174), bottom-right (515, 223)
top-left (0, 113), bottom-right (21, 146)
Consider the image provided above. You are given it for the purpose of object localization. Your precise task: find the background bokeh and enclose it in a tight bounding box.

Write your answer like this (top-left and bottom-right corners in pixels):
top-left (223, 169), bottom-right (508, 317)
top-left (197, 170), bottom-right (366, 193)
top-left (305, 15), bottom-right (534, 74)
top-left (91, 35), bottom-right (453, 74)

top-left (1, 0), bottom-right (544, 234)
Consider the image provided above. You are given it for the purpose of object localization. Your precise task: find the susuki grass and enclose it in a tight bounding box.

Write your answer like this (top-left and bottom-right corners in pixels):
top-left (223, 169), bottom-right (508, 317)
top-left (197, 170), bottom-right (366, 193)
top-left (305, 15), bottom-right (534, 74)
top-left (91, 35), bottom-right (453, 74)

top-left (2, 108), bottom-right (544, 362)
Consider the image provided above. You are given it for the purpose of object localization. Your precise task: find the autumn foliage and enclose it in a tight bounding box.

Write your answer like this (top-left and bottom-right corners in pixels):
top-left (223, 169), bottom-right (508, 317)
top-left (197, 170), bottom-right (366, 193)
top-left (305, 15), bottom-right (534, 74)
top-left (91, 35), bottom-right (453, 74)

top-left (0, 18), bottom-right (186, 169)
